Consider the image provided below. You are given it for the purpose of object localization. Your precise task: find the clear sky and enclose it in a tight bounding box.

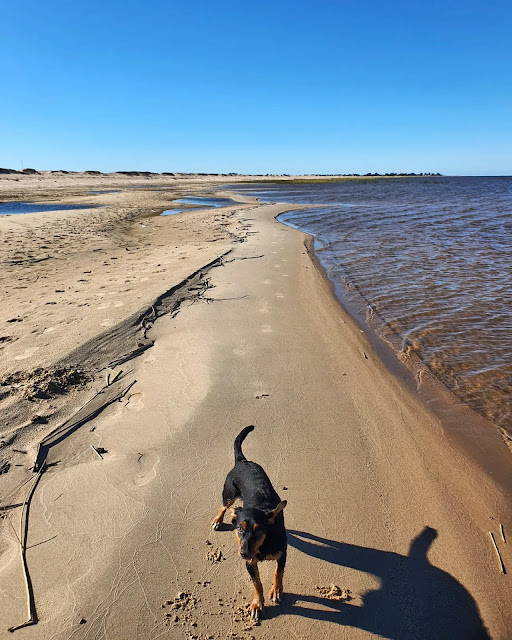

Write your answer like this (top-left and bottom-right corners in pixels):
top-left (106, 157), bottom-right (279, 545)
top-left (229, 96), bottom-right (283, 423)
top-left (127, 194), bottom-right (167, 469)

top-left (1, 0), bottom-right (511, 175)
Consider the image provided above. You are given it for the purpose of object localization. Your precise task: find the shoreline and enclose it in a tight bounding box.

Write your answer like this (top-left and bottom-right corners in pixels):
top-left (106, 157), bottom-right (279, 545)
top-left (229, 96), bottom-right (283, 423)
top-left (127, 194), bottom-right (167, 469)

top-left (1, 173), bottom-right (511, 638)
top-left (229, 178), bottom-right (512, 451)
top-left (289, 224), bottom-right (512, 496)
top-left (232, 184), bottom-right (512, 493)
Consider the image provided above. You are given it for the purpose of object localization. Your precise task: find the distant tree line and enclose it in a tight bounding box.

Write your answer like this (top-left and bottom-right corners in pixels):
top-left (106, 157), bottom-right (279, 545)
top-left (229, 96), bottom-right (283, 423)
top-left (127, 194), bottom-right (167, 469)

top-left (0, 168), bottom-right (443, 177)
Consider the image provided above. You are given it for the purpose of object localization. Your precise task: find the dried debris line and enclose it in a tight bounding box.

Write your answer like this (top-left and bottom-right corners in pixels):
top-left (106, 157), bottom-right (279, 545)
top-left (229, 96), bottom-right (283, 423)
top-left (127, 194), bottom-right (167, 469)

top-left (105, 249), bottom-right (232, 370)
top-left (33, 376), bottom-right (135, 471)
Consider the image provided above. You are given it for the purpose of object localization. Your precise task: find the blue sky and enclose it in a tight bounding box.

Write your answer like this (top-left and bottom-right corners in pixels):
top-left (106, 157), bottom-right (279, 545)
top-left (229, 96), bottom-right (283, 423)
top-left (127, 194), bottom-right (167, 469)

top-left (1, 0), bottom-right (510, 175)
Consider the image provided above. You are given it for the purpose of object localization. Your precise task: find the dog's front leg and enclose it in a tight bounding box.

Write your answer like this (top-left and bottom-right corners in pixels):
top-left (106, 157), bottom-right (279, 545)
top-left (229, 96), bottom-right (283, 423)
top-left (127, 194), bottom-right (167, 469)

top-left (211, 499), bottom-right (235, 530)
top-left (269, 550), bottom-right (286, 604)
top-left (246, 560), bottom-right (264, 621)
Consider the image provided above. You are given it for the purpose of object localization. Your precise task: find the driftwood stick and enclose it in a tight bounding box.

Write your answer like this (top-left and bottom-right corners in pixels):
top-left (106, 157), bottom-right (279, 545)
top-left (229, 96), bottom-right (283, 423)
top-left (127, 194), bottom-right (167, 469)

top-left (500, 524), bottom-right (506, 543)
top-left (0, 503), bottom-right (23, 512)
top-left (109, 369), bottom-right (123, 385)
top-left (106, 368), bottom-right (123, 387)
top-left (90, 444), bottom-right (103, 460)
top-left (7, 465), bottom-right (46, 632)
top-left (489, 531), bottom-right (506, 574)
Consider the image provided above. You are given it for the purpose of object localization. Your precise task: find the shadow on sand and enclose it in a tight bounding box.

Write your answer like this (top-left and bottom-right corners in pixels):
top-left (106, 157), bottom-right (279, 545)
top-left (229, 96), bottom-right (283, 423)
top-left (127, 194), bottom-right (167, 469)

top-left (269, 528), bottom-right (490, 639)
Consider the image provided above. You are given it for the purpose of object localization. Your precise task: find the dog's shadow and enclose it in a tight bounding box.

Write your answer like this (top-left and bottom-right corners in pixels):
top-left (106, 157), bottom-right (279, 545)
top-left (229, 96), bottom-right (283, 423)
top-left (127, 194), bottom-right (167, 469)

top-left (264, 528), bottom-right (490, 640)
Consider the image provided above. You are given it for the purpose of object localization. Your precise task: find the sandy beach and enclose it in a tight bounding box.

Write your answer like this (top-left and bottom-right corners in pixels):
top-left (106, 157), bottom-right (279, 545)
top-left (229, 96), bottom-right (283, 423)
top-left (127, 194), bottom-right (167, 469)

top-left (1, 173), bottom-right (511, 639)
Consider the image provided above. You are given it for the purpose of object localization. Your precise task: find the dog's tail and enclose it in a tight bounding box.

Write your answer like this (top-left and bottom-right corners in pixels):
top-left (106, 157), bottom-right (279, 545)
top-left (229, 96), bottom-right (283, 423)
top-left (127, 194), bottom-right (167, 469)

top-left (234, 425), bottom-right (255, 463)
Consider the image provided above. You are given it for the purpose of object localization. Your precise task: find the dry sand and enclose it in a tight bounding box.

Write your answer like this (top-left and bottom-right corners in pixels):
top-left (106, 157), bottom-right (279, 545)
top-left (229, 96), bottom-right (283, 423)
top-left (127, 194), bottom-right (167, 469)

top-left (0, 173), bottom-right (511, 639)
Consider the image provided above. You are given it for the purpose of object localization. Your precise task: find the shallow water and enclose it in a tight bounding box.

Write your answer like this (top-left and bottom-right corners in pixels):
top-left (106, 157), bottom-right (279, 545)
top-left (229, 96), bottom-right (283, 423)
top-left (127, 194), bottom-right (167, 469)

top-left (161, 196), bottom-right (237, 215)
top-left (0, 201), bottom-right (106, 215)
top-left (173, 196), bottom-right (237, 207)
top-left (231, 178), bottom-right (512, 432)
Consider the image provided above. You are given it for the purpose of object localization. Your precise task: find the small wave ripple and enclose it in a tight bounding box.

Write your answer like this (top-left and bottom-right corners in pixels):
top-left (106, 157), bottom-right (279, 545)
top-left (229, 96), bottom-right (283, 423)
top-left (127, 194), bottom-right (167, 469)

top-left (235, 177), bottom-right (512, 433)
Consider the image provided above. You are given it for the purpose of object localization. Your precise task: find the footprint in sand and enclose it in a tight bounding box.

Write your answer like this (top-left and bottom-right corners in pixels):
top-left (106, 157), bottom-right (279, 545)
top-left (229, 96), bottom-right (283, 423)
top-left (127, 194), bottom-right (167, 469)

top-left (134, 451), bottom-right (160, 486)
top-left (274, 264), bottom-right (281, 269)
top-left (14, 347), bottom-right (40, 360)
top-left (263, 279), bottom-right (271, 285)
top-left (281, 274), bottom-right (289, 277)
top-left (259, 301), bottom-right (270, 314)
top-left (261, 324), bottom-right (273, 333)
top-left (275, 292), bottom-right (285, 299)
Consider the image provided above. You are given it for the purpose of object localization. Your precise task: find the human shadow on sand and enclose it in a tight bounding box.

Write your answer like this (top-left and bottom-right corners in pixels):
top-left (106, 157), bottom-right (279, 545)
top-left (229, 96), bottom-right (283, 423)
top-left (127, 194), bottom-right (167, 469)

top-left (270, 528), bottom-right (490, 639)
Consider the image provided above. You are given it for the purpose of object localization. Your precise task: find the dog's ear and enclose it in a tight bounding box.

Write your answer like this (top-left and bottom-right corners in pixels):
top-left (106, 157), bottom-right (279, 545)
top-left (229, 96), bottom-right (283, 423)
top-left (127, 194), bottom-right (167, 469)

top-left (230, 507), bottom-right (242, 524)
top-left (266, 500), bottom-right (287, 523)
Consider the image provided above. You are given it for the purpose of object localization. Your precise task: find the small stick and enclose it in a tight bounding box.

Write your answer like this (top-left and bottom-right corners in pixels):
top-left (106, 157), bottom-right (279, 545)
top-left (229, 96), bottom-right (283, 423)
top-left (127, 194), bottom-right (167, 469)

top-left (106, 368), bottom-right (123, 386)
top-left (90, 445), bottom-right (103, 460)
top-left (7, 465), bottom-right (45, 632)
top-left (0, 503), bottom-right (23, 512)
top-left (489, 532), bottom-right (506, 574)
top-left (500, 524), bottom-right (506, 543)
top-left (110, 369), bottom-right (123, 385)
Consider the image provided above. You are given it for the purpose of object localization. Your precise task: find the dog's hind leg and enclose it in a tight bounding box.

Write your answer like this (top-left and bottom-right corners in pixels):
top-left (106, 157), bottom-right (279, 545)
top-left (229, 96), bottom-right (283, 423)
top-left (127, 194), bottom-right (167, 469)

top-left (269, 550), bottom-right (286, 604)
top-left (211, 474), bottom-right (238, 530)
top-left (246, 560), bottom-right (264, 621)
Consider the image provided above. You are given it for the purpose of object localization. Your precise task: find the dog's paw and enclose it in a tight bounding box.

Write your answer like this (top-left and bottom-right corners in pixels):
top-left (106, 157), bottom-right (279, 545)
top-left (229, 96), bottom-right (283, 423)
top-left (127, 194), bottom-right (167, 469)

top-left (269, 584), bottom-right (282, 604)
top-left (211, 519), bottom-right (221, 530)
top-left (250, 599), bottom-right (264, 622)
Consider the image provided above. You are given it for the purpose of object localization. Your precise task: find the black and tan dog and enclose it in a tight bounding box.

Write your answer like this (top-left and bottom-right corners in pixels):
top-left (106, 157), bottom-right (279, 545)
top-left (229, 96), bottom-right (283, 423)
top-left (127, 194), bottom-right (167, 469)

top-left (211, 425), bottom-right (287, 621)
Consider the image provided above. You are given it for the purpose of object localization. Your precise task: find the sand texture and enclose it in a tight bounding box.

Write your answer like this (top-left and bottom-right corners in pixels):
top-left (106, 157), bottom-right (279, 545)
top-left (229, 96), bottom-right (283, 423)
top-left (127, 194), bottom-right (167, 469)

top-left (0, 173), bottom-right (511, 639)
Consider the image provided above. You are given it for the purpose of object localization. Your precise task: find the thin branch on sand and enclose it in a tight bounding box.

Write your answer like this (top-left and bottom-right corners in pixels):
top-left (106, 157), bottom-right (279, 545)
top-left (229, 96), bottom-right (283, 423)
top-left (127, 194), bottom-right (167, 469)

top-left (489, 531), bottom-right (506, 574)
top-left (224, 254), bottom-right (264, 263)
top-left (90, 444), bottom-right (104, 460)
top-left (0, 503), bottom-right (23, 512)
top-left (7, 465), bottom-right (46, 633)
top-left (106, 368), bottom-right (123, 386)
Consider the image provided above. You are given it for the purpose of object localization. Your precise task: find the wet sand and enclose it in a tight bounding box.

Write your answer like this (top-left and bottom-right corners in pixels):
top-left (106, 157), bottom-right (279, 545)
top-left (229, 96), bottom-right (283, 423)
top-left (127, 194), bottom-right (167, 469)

top-left (0, 173), bottom-right (511, 639)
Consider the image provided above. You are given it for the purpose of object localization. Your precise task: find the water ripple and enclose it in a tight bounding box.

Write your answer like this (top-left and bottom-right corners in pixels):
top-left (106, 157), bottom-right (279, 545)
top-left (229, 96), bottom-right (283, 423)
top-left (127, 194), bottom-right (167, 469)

top-left (237, 177), bottom-right (512, 432)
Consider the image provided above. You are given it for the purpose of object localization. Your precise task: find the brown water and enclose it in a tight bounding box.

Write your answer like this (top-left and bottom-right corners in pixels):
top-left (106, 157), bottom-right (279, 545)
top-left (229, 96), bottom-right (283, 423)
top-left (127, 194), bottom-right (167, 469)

top-left (231, 177), bottom-right (512, 435)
